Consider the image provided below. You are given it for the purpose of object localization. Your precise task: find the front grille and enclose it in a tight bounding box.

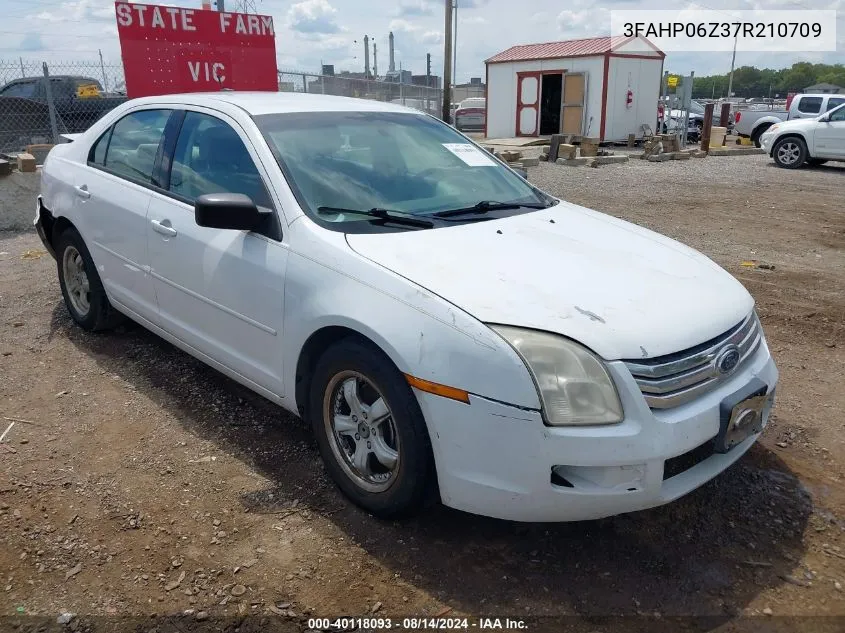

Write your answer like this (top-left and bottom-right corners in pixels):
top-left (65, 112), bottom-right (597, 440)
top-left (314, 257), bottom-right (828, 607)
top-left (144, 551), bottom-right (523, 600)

top-left (623, 312), bottom-right (762, 409)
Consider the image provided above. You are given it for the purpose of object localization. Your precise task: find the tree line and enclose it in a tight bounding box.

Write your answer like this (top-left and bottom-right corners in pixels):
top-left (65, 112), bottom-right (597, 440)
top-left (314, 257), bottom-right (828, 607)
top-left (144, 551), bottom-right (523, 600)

top-left (669, 62), bottom-right (845, 99)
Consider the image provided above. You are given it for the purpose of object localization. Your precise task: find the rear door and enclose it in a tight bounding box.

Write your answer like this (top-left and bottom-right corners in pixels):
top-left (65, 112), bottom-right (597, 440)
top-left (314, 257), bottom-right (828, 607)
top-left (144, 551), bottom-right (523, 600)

top-left (77, 107), bottom-right (171, 322)
top-left (146, 107), bottom-right (288, 395)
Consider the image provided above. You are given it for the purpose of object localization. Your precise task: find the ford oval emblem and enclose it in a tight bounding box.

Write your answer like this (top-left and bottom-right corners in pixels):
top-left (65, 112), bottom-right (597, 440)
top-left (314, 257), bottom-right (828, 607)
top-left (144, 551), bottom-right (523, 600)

top-left (715, 344), bottom-right (741, 375)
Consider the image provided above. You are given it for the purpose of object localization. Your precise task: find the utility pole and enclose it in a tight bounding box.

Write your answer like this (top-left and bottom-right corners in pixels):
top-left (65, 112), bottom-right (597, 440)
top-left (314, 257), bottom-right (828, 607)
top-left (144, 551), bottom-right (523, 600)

top-left (98, 49), bottom-right (108, 92)
top-left (442, 0), bottom-right (453, 122)
top-left (373, 41), bottom-right (378, 78)
top-left (452, 0), bottom-right (457, 90)
top-left (726, 36), bottom-right (737, 99)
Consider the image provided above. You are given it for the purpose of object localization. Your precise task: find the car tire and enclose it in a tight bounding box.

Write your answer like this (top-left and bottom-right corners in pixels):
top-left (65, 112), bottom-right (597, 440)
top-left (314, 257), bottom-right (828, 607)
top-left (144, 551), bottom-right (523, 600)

top-left (772, 136), bottom-right (807, 169)
top-left (56, 227), bottom-right (124, 331)
top-left (751, 125), bottom-right (770, 148)
top-left (807, 158), bottom-right (828, 166)
top-left (309, 338), bottom-right (437, 518)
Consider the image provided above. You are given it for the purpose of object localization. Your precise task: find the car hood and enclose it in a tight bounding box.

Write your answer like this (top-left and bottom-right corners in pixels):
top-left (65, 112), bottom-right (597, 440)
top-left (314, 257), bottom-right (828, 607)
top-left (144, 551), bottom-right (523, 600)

top-left (345, 203), bottom-right (754, 360)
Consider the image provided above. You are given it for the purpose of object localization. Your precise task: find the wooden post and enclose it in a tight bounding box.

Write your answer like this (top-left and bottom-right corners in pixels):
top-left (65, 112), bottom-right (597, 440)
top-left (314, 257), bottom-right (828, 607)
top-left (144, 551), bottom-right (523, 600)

top-left (719, 102), bottom-right (732, 145)
top-left (700, 102), bottom-right (715, 153)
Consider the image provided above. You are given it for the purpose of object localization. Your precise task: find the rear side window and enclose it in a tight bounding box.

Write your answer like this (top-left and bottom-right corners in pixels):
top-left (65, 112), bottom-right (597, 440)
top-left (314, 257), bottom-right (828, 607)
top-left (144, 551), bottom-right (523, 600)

top-left (797, 97), bottom-right (822, 114)
top-left (168, 111), bottom-right (273, 208)
top-left (827, 97), bottom-right (845, 111)
top-left (104, 109), bottom-right (171, 185)
top-left (88, 128), bottom-right (111, 166)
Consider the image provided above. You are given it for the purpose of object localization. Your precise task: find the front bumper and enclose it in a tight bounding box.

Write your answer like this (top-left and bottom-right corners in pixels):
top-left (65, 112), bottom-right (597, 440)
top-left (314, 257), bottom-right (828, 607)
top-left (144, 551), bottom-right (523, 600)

top-left (415, 337), bottom-right (778, 522)
top-left (759, 132), bottom-right (776, 154)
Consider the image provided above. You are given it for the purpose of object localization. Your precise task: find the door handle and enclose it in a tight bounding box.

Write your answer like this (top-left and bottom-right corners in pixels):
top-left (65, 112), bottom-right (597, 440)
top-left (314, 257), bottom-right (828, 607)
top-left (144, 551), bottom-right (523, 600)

top-left (74, 185), bottom-right (90, 199)
top-left (151, 219), bottom-right (177, 237)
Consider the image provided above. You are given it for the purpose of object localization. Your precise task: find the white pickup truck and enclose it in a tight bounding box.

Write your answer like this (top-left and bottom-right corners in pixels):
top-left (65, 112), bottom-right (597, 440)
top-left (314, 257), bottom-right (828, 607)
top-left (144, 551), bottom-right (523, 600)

top-left (759, 102), bottom-right (845, 168)
top-left (734, 93), bottom-right (845, 146)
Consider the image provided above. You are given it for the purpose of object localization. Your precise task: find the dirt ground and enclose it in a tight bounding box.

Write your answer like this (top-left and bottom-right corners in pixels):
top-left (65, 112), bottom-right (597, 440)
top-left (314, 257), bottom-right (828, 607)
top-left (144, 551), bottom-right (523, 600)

top-left (1, 154), bottom-right (843, 632)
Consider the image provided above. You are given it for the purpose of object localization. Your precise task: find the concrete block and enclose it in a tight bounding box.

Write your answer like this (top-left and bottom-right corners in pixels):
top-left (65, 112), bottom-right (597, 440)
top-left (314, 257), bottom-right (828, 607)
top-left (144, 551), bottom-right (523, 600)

top-left (556, 157), bottom-right (591, 166)
top-left (579, 144), bottom-right (599, 157)
top-left (521, 156), bottom-right (540, 167)
top-left (692, 150), bottom-right (708, 158)
top-left (558, 144), bottom-right (577, 159)
top-left (707, 147), bottom-right (765, 156)
top-left (539, 153), bottom-right (548, 161)
top-left (17, 153), bottom-right (36, 172)
top-left (647, 154), bottom-right (672, 162)
top-left (508, 162), bottom-right (524, 169)
top-left (671, 152), bottom-right (691, 160)
top-left (0, 159), bottom-right (11, 176)
top-left (500, 150), bottom-right (522, 162)
top-left (593, 155), bottom-right (629, 165)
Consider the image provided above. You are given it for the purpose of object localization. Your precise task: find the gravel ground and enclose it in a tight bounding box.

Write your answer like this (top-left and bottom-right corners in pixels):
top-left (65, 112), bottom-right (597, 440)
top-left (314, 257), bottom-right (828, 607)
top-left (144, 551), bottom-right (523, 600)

top-left (0, 153), bottom-right (844, 630)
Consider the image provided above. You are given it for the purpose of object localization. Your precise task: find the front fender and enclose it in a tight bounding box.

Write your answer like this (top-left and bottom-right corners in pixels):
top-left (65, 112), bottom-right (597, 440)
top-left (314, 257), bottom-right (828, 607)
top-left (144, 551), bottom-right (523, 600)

top-left (281, 221), bottom-right (542, 413)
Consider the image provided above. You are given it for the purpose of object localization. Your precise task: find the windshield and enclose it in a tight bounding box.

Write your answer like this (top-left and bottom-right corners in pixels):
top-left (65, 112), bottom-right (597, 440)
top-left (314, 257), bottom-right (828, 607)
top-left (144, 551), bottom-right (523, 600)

top-left (690, 100), bottom-right (705, 114)
top-left (255, 111), bottom-right (548, 231)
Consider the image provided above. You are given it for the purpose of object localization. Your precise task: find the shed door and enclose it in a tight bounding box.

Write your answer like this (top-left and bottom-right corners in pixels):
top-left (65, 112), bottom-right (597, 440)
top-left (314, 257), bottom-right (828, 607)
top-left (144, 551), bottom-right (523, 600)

top-left (516, 72), bottom-right (540, 136)
top-left (561, 73), bottom-right (586, 136)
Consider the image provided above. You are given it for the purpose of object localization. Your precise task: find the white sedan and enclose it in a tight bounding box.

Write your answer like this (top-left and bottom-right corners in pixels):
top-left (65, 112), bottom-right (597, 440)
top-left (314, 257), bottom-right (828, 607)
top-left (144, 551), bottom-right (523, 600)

top-left (36, 92), bottom-right (778, 522)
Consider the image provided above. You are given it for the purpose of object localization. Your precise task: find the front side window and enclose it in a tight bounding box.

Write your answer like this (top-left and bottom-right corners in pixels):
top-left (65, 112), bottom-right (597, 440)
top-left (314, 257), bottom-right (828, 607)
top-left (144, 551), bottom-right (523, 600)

top-left (1, 81), bottom-right (37, 99)
top-left (256, 111), bottom-right (547, 232)
top-left (829, 105), bottom-right (845, 122)
top-left (169, 112), bottom-right (272, 208)
top-left (797, 97), bottom-right (822, 114)
top-left (104, 109), bottom-right (171, 184)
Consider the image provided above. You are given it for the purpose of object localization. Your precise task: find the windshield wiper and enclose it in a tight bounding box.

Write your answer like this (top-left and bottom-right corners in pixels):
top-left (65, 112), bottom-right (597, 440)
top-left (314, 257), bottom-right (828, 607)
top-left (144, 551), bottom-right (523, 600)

top-left (432, 200), bottom-right (550, 218)
top-left (316, 206), bottom-right (434, 228)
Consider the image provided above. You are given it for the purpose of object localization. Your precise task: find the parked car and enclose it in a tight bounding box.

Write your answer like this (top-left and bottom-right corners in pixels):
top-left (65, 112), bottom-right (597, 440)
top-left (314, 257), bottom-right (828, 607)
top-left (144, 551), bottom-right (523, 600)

top-left (734, 93), bottom-right (845, 147)
top-left (759, 102), bottom-right (845, 168)
top-left (36, 92), bottom-right (778, 522)
top-left (0, 75), bottom-right (127, 152)
top-left (454, 97), bottom-right (486, 132)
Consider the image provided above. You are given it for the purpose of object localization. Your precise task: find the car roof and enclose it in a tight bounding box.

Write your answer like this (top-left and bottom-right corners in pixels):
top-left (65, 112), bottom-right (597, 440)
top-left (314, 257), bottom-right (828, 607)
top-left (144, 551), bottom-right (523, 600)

top-left (125, 91), bottom-right (425, 116)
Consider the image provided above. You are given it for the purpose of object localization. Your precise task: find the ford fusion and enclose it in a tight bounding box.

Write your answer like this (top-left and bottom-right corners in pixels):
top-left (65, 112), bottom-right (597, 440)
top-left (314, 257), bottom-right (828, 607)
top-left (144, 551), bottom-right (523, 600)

top-left (36, 93), bottom-right (778, 521)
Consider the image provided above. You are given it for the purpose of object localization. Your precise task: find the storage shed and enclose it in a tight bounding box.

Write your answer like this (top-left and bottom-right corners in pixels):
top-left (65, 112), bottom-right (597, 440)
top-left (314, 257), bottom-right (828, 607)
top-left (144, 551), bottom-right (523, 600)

top-left (484, 35), bottom-right (664, 141)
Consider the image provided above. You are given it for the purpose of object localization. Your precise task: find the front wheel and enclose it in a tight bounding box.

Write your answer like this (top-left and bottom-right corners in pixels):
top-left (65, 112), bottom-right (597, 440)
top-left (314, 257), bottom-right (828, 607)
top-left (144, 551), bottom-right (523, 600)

top-left (309, 339), bottom-right (436, 518)
top-left (772, 137), bottom-right (807, 169)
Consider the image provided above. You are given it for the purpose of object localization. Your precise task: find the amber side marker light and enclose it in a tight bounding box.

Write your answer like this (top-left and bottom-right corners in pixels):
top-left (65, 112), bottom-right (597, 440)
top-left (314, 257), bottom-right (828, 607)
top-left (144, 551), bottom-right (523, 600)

top-left (404, 374), bottom-right (471, 404)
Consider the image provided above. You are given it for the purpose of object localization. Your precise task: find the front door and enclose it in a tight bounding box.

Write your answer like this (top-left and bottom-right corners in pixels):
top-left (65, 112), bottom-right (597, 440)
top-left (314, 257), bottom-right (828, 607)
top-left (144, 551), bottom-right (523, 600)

top-left (815, 105), bottom-right (845, 159)
top-left (146, 108), bottom-right (288, 395)
top-left (516, 72), bottom-right (541, 136)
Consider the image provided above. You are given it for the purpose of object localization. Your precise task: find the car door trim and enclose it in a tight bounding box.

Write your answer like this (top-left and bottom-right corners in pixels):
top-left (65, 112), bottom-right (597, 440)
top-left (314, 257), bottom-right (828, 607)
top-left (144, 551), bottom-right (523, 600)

top-left (148, 267), bottom-right (278, 336)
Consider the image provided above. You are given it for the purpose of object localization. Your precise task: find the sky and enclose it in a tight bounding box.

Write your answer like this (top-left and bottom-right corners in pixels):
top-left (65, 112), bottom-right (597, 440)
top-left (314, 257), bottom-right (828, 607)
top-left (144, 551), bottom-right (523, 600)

top-left (1, 0), bottom-right (843, 83)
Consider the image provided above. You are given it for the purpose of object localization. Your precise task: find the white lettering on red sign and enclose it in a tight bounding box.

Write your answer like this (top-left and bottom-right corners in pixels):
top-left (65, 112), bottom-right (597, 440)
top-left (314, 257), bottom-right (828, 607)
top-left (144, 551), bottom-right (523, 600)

top-left (116, 3), bottom-right (263, 34)
top-left (219, 12), bottom-right (274, 35)
top-left (188, 61), bottom-right (226, 84)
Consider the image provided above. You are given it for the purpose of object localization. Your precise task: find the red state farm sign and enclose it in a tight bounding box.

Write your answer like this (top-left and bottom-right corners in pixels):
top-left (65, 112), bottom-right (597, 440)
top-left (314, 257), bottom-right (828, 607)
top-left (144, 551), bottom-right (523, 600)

top-left (115, 2), bottom-right (277, 98)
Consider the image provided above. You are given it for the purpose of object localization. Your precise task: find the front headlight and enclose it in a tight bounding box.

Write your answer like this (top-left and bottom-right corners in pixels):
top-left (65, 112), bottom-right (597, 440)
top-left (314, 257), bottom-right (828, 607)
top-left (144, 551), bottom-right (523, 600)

top-left (491, 325), bottom-right (623, 426)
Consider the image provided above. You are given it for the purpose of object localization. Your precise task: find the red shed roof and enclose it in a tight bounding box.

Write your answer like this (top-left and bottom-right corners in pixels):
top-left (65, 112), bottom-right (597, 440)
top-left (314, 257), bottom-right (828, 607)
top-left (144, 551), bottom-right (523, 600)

top-left (485, 35), bottom-right (663, 63)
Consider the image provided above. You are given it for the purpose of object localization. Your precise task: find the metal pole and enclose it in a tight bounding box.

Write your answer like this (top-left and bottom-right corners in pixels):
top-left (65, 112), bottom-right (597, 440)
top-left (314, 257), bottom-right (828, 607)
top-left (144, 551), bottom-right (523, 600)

top-left (98, 49), bottom-right (109, 92)
top-left (726, 36), bottom-right (737, 100)
top-left (441, 0), bottom-right (453, 122)
top-left (400, 61), bottom-right (404, 105)
top-left (20, 57), bottom-right (25, 78)
top-left (682, 71), bottom-right (693, 148)
top-left (302, 73), bottom-right (307, 93)
top-left (660, 70), bottom-right (668, 133)
top-left (452, 0), bottom-right (457, 91)
top-left (42, 62), bottom-right (60, 144)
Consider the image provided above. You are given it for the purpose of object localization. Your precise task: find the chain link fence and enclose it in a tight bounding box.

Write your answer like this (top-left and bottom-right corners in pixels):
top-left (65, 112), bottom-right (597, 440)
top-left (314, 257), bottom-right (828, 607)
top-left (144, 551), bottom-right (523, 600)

top-left (277, 70), bottom-right (443, 116)
top-left (1, 60), bottom-right (445, 156)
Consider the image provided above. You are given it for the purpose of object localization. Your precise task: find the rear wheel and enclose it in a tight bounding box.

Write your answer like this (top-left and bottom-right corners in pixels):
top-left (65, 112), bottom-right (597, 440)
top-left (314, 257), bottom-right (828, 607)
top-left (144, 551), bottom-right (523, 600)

top-left (309, 338), bottom-right (436, 518)
top-left (56, 227), bottom-right (124, 331)
top-left (751, 124), bottom-right (772, 148)
top-left (772, 137), bottom-right (807, 169)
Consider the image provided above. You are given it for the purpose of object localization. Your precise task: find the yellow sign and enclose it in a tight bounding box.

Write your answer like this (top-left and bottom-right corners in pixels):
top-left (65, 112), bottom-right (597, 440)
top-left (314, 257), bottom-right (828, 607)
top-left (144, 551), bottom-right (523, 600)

top-left (667, 76), bottom-right (679, 88)
top-left (76, 84), bottom-right (101, 98)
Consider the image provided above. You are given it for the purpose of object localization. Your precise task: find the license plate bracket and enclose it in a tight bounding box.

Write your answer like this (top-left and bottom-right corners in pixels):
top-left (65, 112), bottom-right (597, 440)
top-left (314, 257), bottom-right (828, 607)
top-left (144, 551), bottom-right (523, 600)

top-left (715, 378), bottom-right (769, 453)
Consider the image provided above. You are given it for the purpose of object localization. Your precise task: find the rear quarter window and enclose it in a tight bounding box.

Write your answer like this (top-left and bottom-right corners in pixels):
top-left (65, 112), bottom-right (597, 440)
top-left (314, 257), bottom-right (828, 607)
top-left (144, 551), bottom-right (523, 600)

top-left (797, 97), bottom-right (822, 114)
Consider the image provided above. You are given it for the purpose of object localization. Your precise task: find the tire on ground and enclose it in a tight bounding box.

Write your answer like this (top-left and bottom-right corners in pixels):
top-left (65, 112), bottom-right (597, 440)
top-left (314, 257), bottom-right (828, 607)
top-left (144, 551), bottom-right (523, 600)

top-left (56, 226), bottom-right (124, 331)
top-left (309, 338), bottom-right (437, 518)
top-left (772, 136), bottom-right (808, 169)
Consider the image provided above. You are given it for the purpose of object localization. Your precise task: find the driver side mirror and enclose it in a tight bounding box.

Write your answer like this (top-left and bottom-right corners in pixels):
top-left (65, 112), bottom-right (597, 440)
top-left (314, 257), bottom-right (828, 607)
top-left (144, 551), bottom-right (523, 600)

top-left (195, 193), bottom-right (261, 231)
